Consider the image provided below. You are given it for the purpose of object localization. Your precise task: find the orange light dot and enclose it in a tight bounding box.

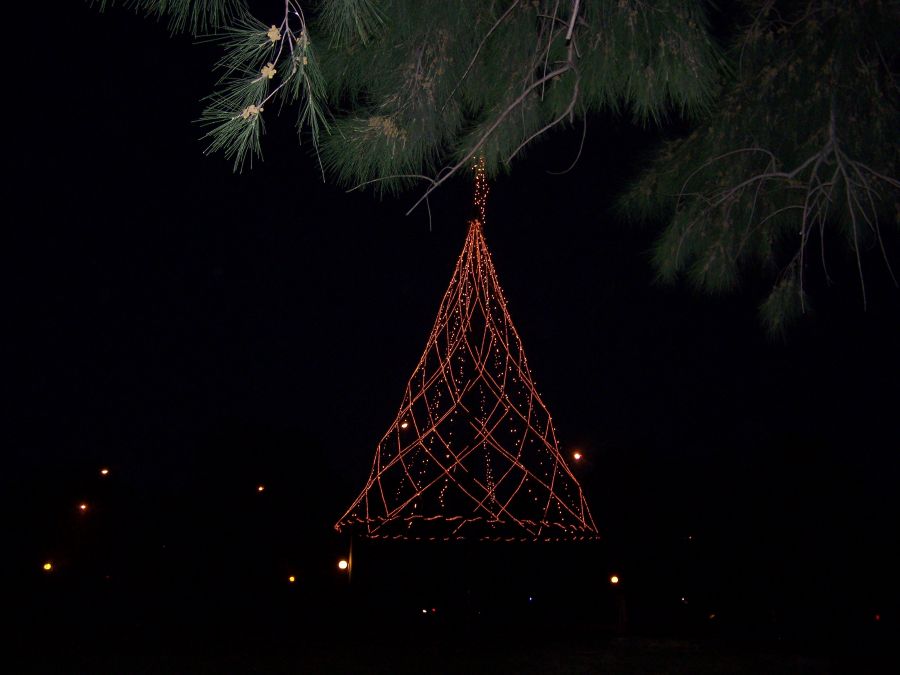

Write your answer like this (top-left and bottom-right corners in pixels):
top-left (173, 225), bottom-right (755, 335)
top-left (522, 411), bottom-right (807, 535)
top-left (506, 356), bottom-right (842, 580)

top-left (43, 562), bottom-right (53, 571)
top-left (610, 575), bottom-right (619, 585)
top-left (79, 503), bottom-right (88, 512)
top-left (257, 485), bottom-right (265, 492)
top-left (400, 422), bottom-right (409, 429)
top-left (100, 468), bottom-right (109, 476)
top-left (288, 575), bottom-right (295, 583)
top-left (573, 451), bottom-right (582, 461)
top-left (338, 559), bottom-right (349, 571)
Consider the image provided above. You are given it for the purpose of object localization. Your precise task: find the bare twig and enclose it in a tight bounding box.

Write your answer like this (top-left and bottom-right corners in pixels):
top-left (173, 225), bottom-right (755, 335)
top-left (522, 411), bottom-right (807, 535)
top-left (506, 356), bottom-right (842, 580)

top-left (565, 0), bottom-right (581, 42)
top-left (675, 147), bottom-right (778, 209)
top-left (842, 166), bottom-right (868, 310)
top-left (539, 1), bottom-right (561, 99)
top-left (849, 160), bottom-right (898, 285)
top-left (348, 174), bottom-right (437, 193)
top-left (797, 147), bottom-right (829, 309)
top-left (405, 64), bottom-right (573, 216)
top-left (507, 74), bottom-right (579, 163)
top-left (440, 0), bottom-right (520, 112)
top-left (547, 108), bottom-right (587, 175)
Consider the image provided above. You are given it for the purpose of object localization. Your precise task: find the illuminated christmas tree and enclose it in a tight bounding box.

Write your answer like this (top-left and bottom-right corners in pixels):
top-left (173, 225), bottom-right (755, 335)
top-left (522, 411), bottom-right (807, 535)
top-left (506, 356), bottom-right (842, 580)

top-left (336, 161), bottom-right (598, 541)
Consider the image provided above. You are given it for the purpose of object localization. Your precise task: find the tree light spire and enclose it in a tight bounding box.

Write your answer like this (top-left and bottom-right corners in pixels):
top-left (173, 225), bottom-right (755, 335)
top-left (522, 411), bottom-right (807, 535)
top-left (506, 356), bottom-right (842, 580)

top-left (335, 214), bottom-right (598, 541)
top-left (473, 155), bottom-right (489, 227)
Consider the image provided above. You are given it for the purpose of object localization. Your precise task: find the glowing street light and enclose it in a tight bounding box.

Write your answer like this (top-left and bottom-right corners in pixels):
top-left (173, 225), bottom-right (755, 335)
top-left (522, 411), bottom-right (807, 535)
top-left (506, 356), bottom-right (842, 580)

top-left (572, 451), bottom-right (582, 461)
top-left (78, 503), bottom-right (88, 512)
top-left (43, 562), bottom-right (53, 572)
top-left (400, 422), bottom-right (409, 429)
top-left (99, 468), bottom-right (110, 476)
top-left (288, 575), bottom-right (296, 583)
top-left (337, 559), bottom-right (349, 571)
top-left (610, 575), bottom-right (620, 585)
top-left (257, 485), bottom-right (265, 493)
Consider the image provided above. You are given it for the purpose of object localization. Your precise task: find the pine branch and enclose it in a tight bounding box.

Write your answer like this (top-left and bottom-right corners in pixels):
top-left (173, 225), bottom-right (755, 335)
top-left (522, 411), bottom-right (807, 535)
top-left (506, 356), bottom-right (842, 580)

top-left (91, 0), bottom-right (248, 34)
top-left (318, 0), bottom-right (385, 47)
top-left (404, 62), bottom-right (574, 216)
top-left (198, 0), bottom-right (330, 170)
top-left (621, 0), bottom-right (899, 335)
top-left (440, 0), bottom-right (520, 113)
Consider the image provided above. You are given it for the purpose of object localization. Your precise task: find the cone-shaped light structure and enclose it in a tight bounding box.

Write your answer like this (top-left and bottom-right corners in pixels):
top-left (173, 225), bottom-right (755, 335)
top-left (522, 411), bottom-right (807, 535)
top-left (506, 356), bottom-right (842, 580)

top-left (336, 210), bottom-right (598, 541)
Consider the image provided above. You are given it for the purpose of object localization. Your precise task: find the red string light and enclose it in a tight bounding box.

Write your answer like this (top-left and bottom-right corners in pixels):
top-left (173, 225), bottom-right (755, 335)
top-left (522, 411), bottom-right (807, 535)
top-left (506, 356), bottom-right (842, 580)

top-left (473, 155), bottom-right (488, 226)
top-left (336, 169), bottom-right (598, 542)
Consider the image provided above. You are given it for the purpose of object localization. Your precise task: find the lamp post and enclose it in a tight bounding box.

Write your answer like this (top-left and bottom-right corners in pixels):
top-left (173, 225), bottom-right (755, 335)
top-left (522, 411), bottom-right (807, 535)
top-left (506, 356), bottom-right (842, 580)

top-left (610, 573), bottom-right (627, 635)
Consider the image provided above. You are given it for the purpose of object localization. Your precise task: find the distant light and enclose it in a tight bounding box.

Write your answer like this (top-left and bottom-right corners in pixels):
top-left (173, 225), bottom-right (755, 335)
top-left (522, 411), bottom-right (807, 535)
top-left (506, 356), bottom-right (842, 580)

top-left (78, 503), bottom-right (88, 512)
top-left (610, 575), bottom-right (619, 585)
top-left (100, 468), bottom-right (109, 476)
top-left (288, 575), bottom-right (296, 583)
top-left (422, 609), bottom-right (427, 614)
top-left (338, 559), bottom-right (349, 571)
top-left (257, 485), bottom-right (265, 492)
top-left (43, 562), bottom-right (53, 571)
top-left (400, 422), bottom-right (409, 429)
top-left (681, 596), bottom-right (689, 604)
top-left (572, 451), bottom-right (582, 461)
top-left (709, 613), bottom-right (717, 620)
top-left (528, 596), bottom-right (533, 602)
top-left (874, 614), bottom-right (881, 622)
top-left (431, 608), bottom-right (436, 613)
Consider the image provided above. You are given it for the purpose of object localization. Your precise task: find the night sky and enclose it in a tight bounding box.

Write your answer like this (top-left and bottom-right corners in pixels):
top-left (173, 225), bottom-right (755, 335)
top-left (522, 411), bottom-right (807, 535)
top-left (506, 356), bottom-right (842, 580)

top-left (11, 1), bottom-right (899, 663)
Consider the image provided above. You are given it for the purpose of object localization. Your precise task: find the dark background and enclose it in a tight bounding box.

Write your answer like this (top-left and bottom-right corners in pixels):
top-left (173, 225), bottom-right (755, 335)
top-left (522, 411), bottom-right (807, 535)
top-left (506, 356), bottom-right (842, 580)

top-left (9, 1), bottom-right (899, 671)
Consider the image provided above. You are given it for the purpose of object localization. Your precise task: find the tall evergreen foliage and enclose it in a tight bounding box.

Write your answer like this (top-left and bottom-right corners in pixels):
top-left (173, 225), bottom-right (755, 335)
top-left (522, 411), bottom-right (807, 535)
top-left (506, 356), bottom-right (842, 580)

top-left (620, 0), bottom-right (899, 334)
top-left (91, 0), bottom-right (898, 334)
